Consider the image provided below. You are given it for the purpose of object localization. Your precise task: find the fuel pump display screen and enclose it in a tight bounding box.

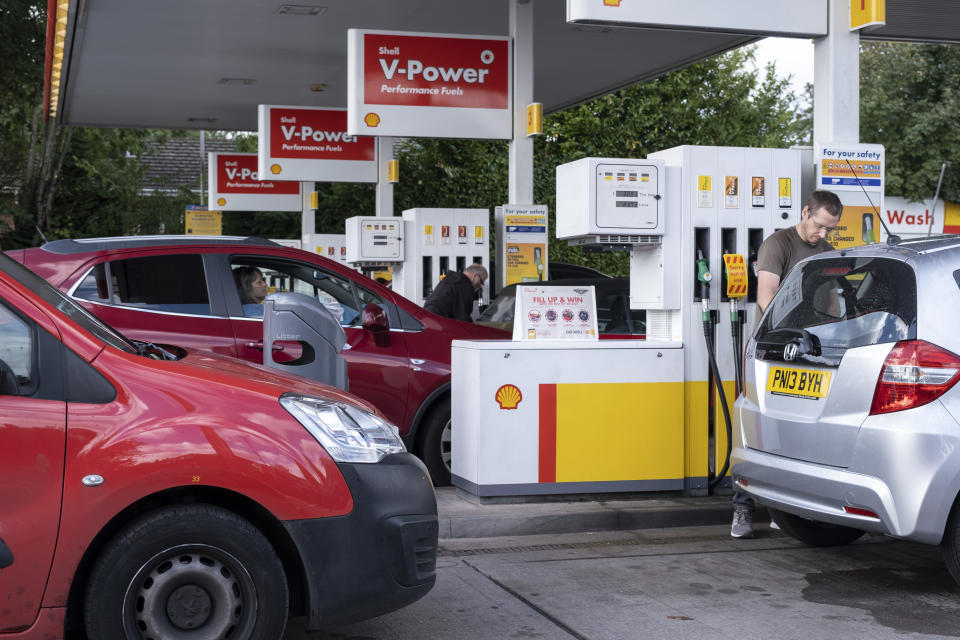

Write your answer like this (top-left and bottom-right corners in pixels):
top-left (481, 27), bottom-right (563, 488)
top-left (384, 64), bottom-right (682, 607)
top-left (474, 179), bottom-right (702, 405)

top-left (595, 163), bottom-right (660, 229)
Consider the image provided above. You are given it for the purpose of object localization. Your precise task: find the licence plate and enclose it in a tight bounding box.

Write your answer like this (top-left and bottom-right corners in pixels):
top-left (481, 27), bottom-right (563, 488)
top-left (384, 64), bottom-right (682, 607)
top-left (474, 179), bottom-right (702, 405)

top-left (766, 366), bottom-right (832, 399)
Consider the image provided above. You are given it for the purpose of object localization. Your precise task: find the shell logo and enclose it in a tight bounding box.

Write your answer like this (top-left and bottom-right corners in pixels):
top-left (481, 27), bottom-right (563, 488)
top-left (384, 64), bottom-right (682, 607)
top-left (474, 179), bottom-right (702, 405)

top-left (217, 197), bottom-right (226, 206)
top-left (363, 112), bottom-right (381, 127)
top-left (602, 0), bottom-right (622, 5)
top-left (270, 163), bottom-right (282, 175)
top-left (495, 384), bottom-right (522, 410)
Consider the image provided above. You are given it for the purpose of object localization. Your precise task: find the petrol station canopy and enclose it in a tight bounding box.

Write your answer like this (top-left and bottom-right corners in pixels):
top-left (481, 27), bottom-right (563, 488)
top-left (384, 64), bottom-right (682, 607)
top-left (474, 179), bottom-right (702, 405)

top-left (46, 0), bottom-right (955, 132)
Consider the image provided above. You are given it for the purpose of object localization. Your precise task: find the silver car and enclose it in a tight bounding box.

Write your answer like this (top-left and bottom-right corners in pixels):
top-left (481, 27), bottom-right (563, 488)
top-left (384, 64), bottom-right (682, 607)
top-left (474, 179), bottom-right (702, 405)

top-left (731, 236), bottom-right (960, 583)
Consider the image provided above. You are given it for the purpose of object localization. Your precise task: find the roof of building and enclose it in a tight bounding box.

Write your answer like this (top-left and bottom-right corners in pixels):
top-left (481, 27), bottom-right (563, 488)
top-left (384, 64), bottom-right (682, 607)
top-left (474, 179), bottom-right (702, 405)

top-left (140, 136), bottom-right (237, 192)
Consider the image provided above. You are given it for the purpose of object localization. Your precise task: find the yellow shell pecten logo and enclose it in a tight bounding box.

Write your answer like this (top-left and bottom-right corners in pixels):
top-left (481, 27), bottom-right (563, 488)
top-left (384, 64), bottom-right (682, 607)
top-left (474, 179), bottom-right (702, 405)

top-left (363, 112), bottom-right (381, 127)
top-left (216, 197), bottom-right (226, 206)
top-left (495, 384), bottom-right (522, 410)
top-left (270, 163), bottom-right (282, 175)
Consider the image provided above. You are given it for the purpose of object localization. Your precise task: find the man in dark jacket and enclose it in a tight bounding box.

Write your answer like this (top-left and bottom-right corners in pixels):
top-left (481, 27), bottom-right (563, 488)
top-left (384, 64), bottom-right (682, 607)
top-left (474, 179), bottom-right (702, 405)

top-left (423, 263), bottom-right (487, 322)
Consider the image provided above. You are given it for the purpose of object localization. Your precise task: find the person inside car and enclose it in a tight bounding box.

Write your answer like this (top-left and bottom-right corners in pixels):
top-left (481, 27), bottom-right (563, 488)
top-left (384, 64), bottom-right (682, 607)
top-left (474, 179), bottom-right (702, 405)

top-left (234, 266), bottom-right (268, 318)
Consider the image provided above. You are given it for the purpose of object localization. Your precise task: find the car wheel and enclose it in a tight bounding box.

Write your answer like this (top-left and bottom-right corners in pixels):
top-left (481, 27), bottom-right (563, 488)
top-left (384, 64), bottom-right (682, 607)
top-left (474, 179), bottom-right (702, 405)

top-left (84, 504), bottom-right (288, 640)
top-left (768, 508), bottom-right (865, 547)
top-left (419, 397), bottom-right (452, 487)
top-left (942, 499), bottom-right (960, 585)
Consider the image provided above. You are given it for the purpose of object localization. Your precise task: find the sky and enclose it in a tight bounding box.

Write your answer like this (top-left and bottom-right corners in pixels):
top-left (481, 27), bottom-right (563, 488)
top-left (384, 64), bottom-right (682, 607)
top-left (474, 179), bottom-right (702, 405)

top-left (749, 37), bottom-right (815, 97)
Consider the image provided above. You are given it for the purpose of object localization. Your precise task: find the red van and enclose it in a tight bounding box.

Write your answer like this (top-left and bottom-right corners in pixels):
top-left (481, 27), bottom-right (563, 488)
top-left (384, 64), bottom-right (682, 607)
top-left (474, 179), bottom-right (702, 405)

top-left (0, 252), bottom-right (437, 639)
top-left (9, 236), bottom-right (508, 485)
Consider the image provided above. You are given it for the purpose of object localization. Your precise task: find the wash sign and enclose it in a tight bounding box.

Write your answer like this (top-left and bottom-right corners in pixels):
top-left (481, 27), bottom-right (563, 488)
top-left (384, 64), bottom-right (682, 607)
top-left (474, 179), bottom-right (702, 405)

top-left (258, 106), bottom-right (377, 183)
top-left (208, 153), bottom-right (302, 212)
top-left (347, 29), bottom-right (512, 139)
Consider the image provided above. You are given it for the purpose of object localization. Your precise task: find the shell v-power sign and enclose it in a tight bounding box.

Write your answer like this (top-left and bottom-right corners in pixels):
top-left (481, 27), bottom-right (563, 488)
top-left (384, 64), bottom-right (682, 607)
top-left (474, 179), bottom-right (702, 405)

top-left (347, 29), bottom-right (512, 139)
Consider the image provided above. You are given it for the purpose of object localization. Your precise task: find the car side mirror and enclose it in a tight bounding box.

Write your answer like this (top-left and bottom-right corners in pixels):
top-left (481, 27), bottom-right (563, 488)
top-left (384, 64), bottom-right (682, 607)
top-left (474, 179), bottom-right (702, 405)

top-left (362, 303), bottom-right (391, 347)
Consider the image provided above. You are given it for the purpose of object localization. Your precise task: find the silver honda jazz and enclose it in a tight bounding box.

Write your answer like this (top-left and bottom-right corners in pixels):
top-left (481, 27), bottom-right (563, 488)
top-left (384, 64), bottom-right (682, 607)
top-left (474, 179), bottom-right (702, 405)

top-left (731, 236), bottom-right (960, 583)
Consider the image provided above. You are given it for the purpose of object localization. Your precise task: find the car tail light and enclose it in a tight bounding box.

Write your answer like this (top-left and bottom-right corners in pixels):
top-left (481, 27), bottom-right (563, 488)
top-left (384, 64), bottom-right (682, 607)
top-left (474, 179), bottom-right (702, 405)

top-left (869, 340), bottom-right (960, 415)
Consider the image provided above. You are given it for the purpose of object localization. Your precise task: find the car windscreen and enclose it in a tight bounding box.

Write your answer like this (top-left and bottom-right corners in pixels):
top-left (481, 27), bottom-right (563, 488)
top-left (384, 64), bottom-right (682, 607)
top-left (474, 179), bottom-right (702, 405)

top-left (757, 256), bottom-right (917, 350)
top-left (477, 286), bottom-right (517, 325)
top-left (0, 253), bottom-right (137, 354)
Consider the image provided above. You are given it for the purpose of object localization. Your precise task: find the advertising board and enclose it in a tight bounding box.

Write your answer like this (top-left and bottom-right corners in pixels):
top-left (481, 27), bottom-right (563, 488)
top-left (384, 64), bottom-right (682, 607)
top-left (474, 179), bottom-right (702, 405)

top-left (347, 29), bottom-right (512, 139)
top-left (497, 204), bottom-right (549, 288)
top-left (208, 153), bottom-right (302, 212)
top-left (512, 285), bottom-right (599, 341)
top-left (257, 105), bottom-right (377, 182)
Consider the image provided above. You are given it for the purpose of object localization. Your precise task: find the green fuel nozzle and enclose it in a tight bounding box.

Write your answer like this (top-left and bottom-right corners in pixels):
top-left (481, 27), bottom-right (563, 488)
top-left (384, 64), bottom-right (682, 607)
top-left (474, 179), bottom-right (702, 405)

top-left (696, 251), bottom-right (711, 321)
top-left (696, 254), bottom-right (711, 284)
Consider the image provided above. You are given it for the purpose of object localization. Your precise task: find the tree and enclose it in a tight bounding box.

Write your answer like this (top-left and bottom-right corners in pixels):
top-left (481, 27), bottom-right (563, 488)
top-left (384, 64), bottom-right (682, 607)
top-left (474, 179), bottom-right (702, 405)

top-left (0, 0), bottom-right (185, 248)
top-left (0, 0), bottom-right (72, 246)
top-left (860, 41), bottom-right (960, 202)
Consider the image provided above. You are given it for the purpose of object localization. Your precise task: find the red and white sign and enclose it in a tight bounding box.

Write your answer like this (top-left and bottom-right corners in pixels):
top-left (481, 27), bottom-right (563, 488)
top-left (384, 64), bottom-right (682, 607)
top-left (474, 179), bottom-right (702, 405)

top-left (208, 153), bottom-right (302, 212)
top-left (347, 29), bottom-right (512, 139)
top-left (257, 105), bottom-right (377, 183)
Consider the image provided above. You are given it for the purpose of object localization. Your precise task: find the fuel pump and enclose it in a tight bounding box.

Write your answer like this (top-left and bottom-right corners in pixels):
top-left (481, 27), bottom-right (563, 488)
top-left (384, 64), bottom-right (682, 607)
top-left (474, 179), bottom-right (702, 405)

top-left (697, 252), bottom-right (733, 490)
top-left (540, 147), bottom-right (803, 498)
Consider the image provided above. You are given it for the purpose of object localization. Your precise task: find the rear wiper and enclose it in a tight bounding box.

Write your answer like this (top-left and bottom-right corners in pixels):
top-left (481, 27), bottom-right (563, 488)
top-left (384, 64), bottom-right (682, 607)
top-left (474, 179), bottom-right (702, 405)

top-left (765, 328), bottom-right (822, 357)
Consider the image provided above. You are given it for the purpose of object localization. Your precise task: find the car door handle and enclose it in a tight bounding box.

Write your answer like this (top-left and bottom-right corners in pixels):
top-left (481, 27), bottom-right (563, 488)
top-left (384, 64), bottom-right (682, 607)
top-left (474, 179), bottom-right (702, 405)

top-left (245, 341), bottom-right (264, 351)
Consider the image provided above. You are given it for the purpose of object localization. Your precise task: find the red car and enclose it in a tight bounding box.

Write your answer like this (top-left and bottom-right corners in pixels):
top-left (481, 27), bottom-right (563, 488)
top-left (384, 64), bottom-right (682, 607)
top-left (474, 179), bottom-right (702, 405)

top-left (9, 236), bottom-right (507, 485)
top-left (0, 251), bottom-right (437, 639)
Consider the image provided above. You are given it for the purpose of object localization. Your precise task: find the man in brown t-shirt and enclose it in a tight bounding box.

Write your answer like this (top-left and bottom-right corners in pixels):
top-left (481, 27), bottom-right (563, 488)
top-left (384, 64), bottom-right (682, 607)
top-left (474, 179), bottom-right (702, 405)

top-left (731, 189), bottom-right (843, 539)
top-left (755, 190), bottom-right (844, 314)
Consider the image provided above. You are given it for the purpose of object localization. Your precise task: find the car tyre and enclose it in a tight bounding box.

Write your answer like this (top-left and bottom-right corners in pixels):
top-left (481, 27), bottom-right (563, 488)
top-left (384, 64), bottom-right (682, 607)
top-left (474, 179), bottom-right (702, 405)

top-left (419, 397), bottom-right (452, 487)
top-left (84, 504), bottom-right (288, 640)
top-left (941, 499), bottom-right (960, 585)
top-left (768, 508), bottom-right (865, 547)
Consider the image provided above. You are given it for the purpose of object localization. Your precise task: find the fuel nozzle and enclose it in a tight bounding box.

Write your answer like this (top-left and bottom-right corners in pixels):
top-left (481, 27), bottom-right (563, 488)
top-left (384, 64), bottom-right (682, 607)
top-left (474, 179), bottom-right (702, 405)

top-left (696, 250), bottom-right (712, 321)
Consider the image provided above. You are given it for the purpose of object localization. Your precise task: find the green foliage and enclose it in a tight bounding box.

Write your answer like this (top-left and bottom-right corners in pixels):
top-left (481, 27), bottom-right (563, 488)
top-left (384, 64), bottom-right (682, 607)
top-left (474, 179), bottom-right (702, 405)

top-left (860, 41), bottom-right (960, 202)
top-left (0, 1), bottom-right (197, 248)
top-left (0, 0), bottom-right (44, 175)
top-left (45, 128), bottom-right (167, 238)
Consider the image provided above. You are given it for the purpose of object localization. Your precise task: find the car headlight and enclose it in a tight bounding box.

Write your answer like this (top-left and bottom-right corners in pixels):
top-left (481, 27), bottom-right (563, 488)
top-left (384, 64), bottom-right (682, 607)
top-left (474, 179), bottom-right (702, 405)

top-left (280, 394), bottom-right (405, 463)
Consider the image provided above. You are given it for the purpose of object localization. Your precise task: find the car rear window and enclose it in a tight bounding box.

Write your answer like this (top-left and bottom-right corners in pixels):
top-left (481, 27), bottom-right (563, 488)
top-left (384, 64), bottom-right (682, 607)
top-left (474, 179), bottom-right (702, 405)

top-left (757, 256), bottom-right (917, 350)
top-left (76, 254), bottom-right (211, 315)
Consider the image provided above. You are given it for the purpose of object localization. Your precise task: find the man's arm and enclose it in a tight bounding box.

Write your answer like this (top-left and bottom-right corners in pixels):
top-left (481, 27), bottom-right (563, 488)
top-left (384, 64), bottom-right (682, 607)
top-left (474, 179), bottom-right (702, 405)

top-left (756, 270), bottom-right (781, 315)
top-left (453, 285), bottom-right (474, 322)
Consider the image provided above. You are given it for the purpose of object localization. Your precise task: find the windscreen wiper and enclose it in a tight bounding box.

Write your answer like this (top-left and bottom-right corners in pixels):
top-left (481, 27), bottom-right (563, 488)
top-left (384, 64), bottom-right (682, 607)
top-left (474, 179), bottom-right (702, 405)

top-left (132, 340), bottom-right (177, 361)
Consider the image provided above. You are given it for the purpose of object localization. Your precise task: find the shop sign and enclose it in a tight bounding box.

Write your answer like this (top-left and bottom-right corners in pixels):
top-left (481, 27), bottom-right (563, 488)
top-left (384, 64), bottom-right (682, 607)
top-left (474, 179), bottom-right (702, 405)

top-left (208, 153), bottom-right (302, 212)
top-left (347, 29), bottom-right (512, 139)
top-left (882, 197), bottom-right (942, 237)
top-left (257, 105), bottom-right (377, 183)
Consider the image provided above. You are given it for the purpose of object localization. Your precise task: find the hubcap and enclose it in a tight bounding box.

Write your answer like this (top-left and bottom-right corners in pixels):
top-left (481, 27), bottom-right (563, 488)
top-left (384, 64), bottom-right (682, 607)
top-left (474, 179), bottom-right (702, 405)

top-left (166, 584), bottom-right (212, 629)
top-left (123, 544), bottom-right (258, 640)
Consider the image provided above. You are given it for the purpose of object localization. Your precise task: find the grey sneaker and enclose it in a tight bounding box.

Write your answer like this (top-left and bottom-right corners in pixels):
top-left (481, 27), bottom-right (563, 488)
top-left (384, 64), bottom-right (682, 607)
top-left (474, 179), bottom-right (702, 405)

top-left (731, 505), bottom-right (755, 538)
